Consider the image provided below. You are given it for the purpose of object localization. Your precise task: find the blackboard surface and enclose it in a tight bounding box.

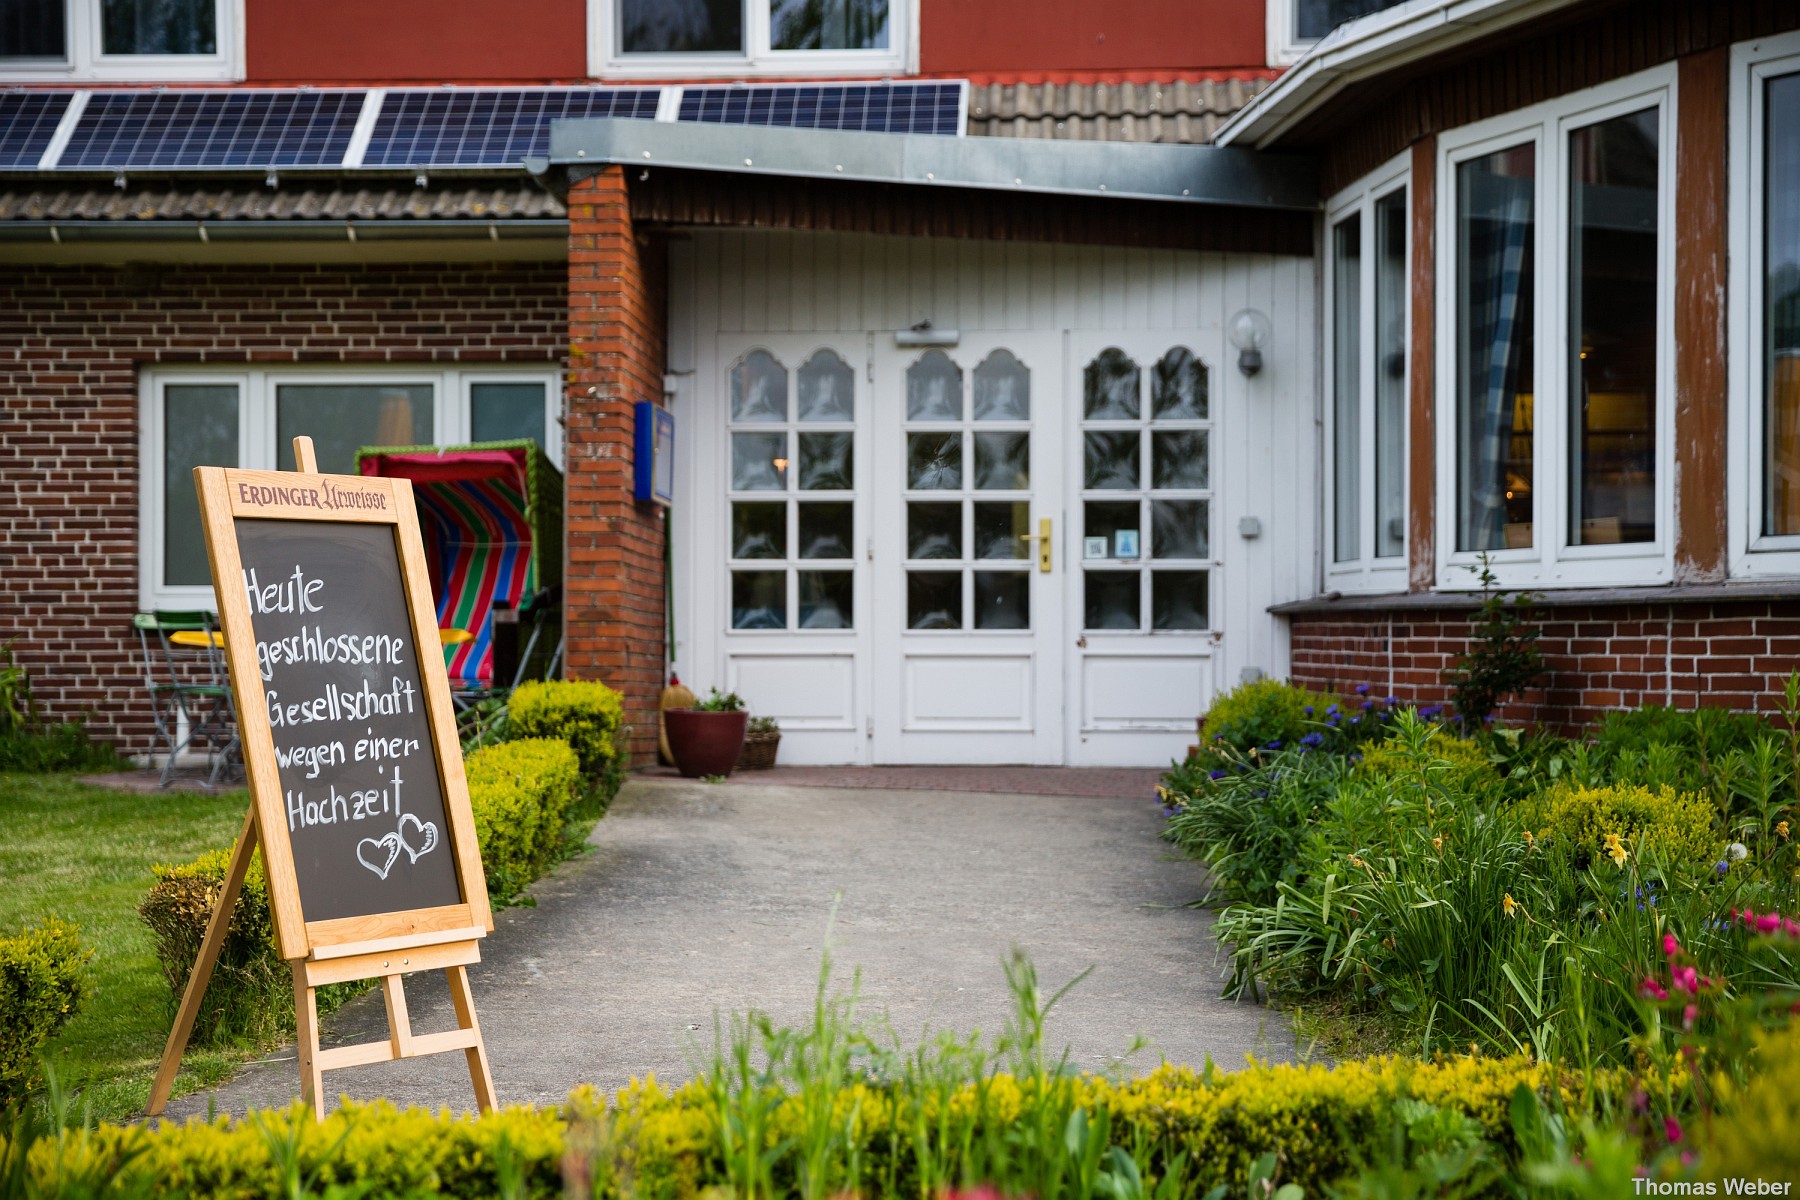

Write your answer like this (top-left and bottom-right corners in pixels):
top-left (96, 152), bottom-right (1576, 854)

top-left (237, 519), bottom-right (463, 923)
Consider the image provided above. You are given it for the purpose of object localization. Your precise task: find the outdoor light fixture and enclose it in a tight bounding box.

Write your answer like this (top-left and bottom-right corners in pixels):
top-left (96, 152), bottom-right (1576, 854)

top-left (1228, 308), bottom-right (1272, 377)
top-left (894, 320), bottom-right (960, 348)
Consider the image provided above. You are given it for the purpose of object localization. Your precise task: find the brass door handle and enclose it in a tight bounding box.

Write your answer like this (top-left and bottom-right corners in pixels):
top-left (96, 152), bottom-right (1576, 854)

top-left (1017, 517), bottom-right (1052, 572)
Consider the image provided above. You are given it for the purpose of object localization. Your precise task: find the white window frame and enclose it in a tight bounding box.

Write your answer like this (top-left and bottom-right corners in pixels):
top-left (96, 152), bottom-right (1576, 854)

top-left (1433, 65), bottom-right (1678, 591)
top-left (589, 0), bottom-right (912, 77)
top-left (1729, 29), bottom-right (1800, 579)
top-left (0, 0), bottom-right (244, 82)
top-left (139, 364), bottom-right (562, 611)
top-left (1324, 151), bottom-right (1410, 595)
top-left (1266, 0), bottom-right (1313, 67)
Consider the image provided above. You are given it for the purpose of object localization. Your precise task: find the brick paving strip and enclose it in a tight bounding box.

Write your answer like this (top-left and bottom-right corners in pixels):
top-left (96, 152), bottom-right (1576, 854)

top-left (158, 771), bottom-right (1291, 1119)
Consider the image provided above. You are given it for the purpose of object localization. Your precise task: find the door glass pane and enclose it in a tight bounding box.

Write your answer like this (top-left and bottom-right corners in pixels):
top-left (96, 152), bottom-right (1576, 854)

top-left (797, 349), bottom-right (854, 421)
top-left (1152, 571), bottom-right (1209, 630)
top-left (1151, 499), bottom-right (1208, 559)
top-left (974, 502), bottom-right (1030, 559)
top-left (797, 502), bottom-right (853, 559)
top-left (102, 0), bottom-right (215, 54)
top-left (1083, 348), bottom-right (1140, 419)
top-left (164, 384), bottom-right (238, 587)
top-left (1768, 73), bottom-right (1800, 537)
top-left (1332, 214), bottom-right (1362, 562)
top-left (731, 502), bottom-right (786, 559)
top-left (1084, 501), bottom-right (1139, 557)
top-left (731, 350), bottom-right (788, 422)
top-left (276, 383), bottom-right (433, 474)
top-left (1569, 109), bottom-right (1658, 546)
top-left (798, 431), bottom-right (853, 490)
top-left (1152, 430), bottom-right (1208, 489)
top-left (1084, 572), bottom-right (1140, 631)
top-left (906, 350), bottom-right (962, 420)
top-left (1152, 347), bottom-right (1206, 419)
top-left (972, 349), bottom-right (1030, 420)
top-left (732, 571), bottom-right (786, 630)
top-left (1374, 188), bottom-right (1408, 558)
top-left (907, 432), bottom-right (962, 489)
top-left (620, 0), bottom-right (743, 53)
top-left (1083, 431), bottom-right (1139, 489)
top-left (973, 432), bottom-right (1029, 490)
top-left (907, 502), bottom-right (962, 560)
top-left (974, 572), bottom-right (1029, 630)
top-left (470, 382), bottom-right (548, 449)
top-left (907, 572), bottom-right (961, 630)
top-left (769, 0), bottom-right (889, 49)
top-left (1456, 144), bottom-right (1537, 551)
top-left (798, 571), bottom-right (853, 629)
top-left (1, 0), bottom-right (65, 56)
top-left (731, 432), bottom-right (788, 491)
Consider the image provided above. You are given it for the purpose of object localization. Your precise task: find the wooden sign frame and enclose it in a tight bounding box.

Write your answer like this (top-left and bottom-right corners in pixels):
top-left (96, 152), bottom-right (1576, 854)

top-left (147, 438), bottom-right (496, 1120)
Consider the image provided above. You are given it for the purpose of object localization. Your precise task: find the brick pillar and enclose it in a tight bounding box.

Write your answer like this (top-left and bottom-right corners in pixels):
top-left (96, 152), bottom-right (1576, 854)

top-left (564, 167), bottom-right (667, 764)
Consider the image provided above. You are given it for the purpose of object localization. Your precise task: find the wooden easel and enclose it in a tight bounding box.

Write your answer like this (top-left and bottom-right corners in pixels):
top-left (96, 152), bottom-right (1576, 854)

top-left (146, 438), bottom-right (496, 1120)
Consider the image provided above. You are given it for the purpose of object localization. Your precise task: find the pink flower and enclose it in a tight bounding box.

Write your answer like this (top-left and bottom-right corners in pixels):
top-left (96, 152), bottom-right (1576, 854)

top-left (1663, 932), bottom-right (1681, 957)
top-left (1665, 1116), bottom-right (1684, 1143)
top-left (1785, 919), bottom-right (1800, 937)
top-left (1639, 978), bottom-right (1668, 1001)
top-left (1758, 912), bottom-right (1782, 934)
top-left (1683, 1004), bottom-right (1697, 1031)
top-left (1671, 966), bottom-right (1699, 995)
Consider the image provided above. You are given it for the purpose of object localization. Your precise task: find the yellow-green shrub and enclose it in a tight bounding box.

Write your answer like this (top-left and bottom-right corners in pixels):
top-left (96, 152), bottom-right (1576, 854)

top-left (507, 680), bottom-right (625, 780)
top-left (1700, 1020), bottom-right (1800, 1179)
top-left (1531, 781), bottom-right (1720, 868)
top-left (1356, 729), bottom-right (1499, 793)
top-left (464, 737), bottom-right (580, 899)
top-left (1199, 677), bottom-right (1337, 754)
top-left (5, 1054), bottom-right (1615, 1198)
top-left (0, 918), bottom-right (91, 1104)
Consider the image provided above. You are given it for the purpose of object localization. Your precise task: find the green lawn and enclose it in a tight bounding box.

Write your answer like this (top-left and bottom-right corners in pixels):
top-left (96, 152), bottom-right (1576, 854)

top-left (0, 773), bottom-right (252, 1122)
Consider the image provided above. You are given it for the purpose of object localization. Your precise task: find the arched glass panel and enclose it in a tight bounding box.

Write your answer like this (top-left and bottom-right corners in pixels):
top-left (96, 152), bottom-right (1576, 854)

top-left (972, 349), bottom-right (1030, 421)
top-left (906, 349), bottom-right (963, 420)
top-left (797, 349), bottom-right (854, 422)
top-left (1083, 348), bottom-right (1140, 419)
top-left (730, 349), bottom-right (788, 423)
top-left (1152, 347), bottom-right (1207, 420)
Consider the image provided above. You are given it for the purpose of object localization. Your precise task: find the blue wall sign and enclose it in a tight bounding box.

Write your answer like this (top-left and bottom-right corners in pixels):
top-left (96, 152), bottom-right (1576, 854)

top-left (633, 401), bottom-right (675, 506)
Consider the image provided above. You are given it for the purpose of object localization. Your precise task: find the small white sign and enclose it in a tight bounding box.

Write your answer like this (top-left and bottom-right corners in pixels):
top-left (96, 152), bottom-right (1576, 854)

top-left (1084, 536), bottom-right (1109, 560)
top-left (1114, 529), bottom-right (1140, 559)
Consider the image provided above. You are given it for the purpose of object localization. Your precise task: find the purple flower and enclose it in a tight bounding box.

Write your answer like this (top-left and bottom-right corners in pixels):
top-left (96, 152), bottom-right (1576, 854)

top-left (1715, 860), bottom-right (1730, 875)
top-left (1300, 732), bottom-right (1324, 748)
top-left (1383, 696), bottom-right (1399, 706)
top-left (1355, 684), bottom-right (1370, 695)
top-left (1303, 705), bottom-right (1314, 716)
top-left (1326, 703), bottom-right (1341, 715)
top-left (1360, 700), bottom-right (1374, 710)
top-left (1264, 740), bottom-right (1282, 751)
top-left (1209, 769), bottom-right (1227, 780)
top-left (1419, 705), bottom-right (1442, 719)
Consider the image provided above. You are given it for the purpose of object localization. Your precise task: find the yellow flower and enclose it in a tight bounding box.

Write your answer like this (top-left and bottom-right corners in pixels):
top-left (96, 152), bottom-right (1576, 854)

top-left (1502, 893), bottom-right (1520, 918)
top-left (1432, 836), bottom-right (1444, 852)
top-left (1779, 820), bottom-right (1791, 841)
top-left (1523, 830), bottom-right (1535, 848)
top-left (1603, 832), bottom-right (1628, 868)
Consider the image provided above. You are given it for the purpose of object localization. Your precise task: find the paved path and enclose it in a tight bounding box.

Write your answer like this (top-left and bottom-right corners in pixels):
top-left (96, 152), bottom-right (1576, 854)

top-left (161, 775), bottom-right (1290, 1119)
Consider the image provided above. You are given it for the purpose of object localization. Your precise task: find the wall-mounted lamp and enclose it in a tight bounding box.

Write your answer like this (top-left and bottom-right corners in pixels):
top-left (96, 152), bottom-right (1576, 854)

top-left (1228, 308), bottom-right (1272, 377)
top-left (894, 320), bottom-right (960, 348)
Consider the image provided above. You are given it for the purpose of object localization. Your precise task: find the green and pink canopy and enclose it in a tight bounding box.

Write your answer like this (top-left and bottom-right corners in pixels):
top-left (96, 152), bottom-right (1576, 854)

top-left (356, 440), bottom-right (562, 688)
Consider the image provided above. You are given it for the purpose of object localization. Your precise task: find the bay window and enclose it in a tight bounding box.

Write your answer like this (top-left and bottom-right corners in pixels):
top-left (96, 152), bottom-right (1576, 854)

top-left (141, 367), bottom-right (560, 609)
top-left (1325, 156), bottom-right (1408, 592)
top-left (1437, 69), bottom-right (1673, 588)
top-left (596, 0), bottom-right (906, 75)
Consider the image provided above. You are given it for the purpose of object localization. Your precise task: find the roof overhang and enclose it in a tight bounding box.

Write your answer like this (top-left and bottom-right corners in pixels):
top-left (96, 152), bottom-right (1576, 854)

top-left (543, 117), bottom-right (1318, 211)
top-left (1214, 0), bottom-right (1593, 150)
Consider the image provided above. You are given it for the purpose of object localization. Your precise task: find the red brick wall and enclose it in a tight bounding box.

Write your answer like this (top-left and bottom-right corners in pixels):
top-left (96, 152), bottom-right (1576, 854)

top-left (564, 168), bottom-right (669, 765)
top-left (0, 260), bottom-right (566, 757)
top-left (1289, 600), bottom-right (1800, 729)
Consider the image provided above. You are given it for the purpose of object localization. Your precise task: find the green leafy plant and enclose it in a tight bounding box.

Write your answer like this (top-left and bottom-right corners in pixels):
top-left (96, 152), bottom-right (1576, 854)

top-left (1444, 555), bottom-right (1543, 727)
top-left (695, 687), bottom-right (746, 713)
top-left (506, 680), bottom-right (625, 779)
top-left (0, 642), bottom-right (37, 737)
top-left (0, 918), bottom-right (92, 1106)
top-left (747, 715), bottom-right (780, 735)
top-left (1197, 677), bottom-right (1335, 755)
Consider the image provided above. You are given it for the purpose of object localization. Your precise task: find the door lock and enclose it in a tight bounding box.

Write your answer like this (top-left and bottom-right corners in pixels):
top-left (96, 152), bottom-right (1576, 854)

top-left (1017, 517), bottom-right (1052, 573)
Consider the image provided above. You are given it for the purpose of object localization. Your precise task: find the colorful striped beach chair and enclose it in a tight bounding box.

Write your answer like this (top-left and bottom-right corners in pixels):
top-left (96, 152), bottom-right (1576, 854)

top-left (356, 440), bottom-right (562, 693)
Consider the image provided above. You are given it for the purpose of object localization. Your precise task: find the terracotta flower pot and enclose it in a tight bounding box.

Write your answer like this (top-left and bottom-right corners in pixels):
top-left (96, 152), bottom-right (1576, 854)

top-left (664, 709), bottom-right (750, 778)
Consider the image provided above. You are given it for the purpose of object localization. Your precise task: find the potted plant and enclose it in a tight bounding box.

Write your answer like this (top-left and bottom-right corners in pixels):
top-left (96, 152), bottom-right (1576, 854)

top-left (737, 716), bottom-right (781, 770)
top-left (663, 688), bottom-right (749, 778)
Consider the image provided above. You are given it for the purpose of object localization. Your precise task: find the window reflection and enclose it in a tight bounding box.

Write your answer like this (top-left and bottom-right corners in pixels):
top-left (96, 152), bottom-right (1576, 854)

top-left (1767, 73), bottom-right (1800, 537)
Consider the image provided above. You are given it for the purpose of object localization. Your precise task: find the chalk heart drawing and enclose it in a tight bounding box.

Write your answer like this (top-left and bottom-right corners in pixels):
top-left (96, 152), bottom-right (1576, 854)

top-left (397, 812), bottom-right (439, 864)
top-left (356, 833), bottom-right (402, 880)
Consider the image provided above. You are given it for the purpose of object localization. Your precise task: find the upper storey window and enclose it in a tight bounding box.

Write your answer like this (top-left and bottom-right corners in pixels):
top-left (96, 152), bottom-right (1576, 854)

top-left (0, 0), bottom-right (241, 80)
top-left (598, 0), bottom-right (907, 76)
top-left (1270, 0), bottom-right (1411, 66)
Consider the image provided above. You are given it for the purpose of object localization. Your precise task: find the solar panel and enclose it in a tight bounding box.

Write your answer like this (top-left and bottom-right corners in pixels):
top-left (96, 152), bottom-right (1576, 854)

top-left (57, 90), bottom-right (365, 169)
top-left (0, 91), bottom-right (71, 169)
top-left (363, 88), bottom-right (662, 168)
top-left (677, 82), bottom-right (963, 136)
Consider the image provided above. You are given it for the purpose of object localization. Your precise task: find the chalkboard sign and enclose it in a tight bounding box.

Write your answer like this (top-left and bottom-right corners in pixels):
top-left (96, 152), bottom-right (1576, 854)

top-left (237, 519), bottom-right (463, 923)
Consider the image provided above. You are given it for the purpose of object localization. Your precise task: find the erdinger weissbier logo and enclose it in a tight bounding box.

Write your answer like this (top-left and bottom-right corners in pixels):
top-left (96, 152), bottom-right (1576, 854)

top-left (236, 479), bottom-right (389, 511)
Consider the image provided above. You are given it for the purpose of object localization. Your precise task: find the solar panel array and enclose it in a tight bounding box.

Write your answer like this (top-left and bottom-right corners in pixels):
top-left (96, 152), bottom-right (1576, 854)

top-left (0, 91), bottom-right (72, 169)
top-left (365, 87), bottom-right (661, 168)
top-left (59, 90), bottom-right (367, 169)
top-left (679, 82), bottom-right (963, 135)
top-left (0, 81), bottom-right (966, 172)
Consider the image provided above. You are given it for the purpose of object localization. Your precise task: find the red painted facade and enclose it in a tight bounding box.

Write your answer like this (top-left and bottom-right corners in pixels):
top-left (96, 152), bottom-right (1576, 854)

top-left (919, 0), bottom-right (1267, 75)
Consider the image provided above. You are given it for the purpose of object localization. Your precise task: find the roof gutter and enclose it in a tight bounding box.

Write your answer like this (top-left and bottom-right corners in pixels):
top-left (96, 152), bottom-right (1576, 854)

top-left (541, 117), bottom-right (1319, 211)
top-left (1214, 0), bottom-right (1591, 150)
top-left (0, 217), bottom-right (567, 243)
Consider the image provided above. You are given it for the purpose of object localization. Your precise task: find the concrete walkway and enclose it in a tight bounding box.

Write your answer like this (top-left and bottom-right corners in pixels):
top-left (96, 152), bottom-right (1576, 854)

top-left (160, 774), bottom-right (1290, 1119)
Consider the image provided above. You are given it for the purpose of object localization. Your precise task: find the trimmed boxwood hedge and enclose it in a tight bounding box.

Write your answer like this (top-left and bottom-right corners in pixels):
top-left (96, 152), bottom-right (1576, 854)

top-left (0, 918), bottom-right (90, 1106)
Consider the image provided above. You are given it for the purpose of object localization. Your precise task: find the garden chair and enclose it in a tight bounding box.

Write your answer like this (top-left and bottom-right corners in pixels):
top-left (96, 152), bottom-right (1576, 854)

top-left (132, 611), bottom-right (239, 788)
